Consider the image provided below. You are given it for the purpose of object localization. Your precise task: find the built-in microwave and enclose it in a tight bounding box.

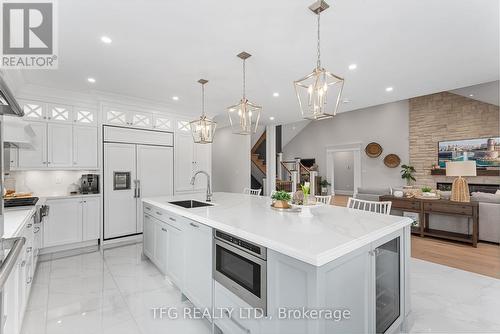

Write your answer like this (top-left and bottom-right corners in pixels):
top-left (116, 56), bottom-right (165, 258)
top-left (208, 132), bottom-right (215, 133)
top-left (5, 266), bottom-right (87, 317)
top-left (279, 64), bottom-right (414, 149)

top-left (213, 230), bottom-right (267, 314)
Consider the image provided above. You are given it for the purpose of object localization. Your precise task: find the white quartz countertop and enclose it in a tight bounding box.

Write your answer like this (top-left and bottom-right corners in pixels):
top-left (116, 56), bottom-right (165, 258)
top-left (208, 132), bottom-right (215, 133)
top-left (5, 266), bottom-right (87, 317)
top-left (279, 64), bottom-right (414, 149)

top-left (3, 207), bottom-right (36, 238)
top-left (143, 192), bottom-right (412, 266)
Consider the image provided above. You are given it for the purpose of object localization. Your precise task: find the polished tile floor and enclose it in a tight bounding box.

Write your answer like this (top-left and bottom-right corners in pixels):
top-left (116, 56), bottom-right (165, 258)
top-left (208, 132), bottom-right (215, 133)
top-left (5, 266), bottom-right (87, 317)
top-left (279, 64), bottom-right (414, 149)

top-left (21, 244), bottom-right (500, 334)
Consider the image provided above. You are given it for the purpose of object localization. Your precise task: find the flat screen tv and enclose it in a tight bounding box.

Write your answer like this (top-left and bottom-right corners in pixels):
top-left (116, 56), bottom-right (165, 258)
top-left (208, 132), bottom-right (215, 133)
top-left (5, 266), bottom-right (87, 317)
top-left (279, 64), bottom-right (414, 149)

top-left (438, 137), bottom-right (500, 169)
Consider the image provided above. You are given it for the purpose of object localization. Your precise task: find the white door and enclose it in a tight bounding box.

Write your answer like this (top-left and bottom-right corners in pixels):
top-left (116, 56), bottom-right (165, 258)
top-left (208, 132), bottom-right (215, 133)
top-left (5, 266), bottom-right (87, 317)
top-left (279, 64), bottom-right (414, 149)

top-left (18, 122), bottom-right (47, 168)
top-left (183, 218), bottom-right (212, 312)
top-left (47, 123), bottom-right (73, 168)
top-left (175, 132), bottom-right (195, 192)
top-left (104, 143), bottom-right (137, 239)
top-left (143, 214), bottom-right (155, 259)
top-left (193, 143), bottom-right (212, 192)
top-left (73, 126), bottom-right (98, 168)
top-left (82, 197), bottom-right (100, 241)
top-left (136, 145), bottom-right (173, 232)
top-left (43, 198), bottom-right (83, 247)
top-left (166, 223), bottom-right (184, 288)
top-left (155, 220), bottom-right (168, 274)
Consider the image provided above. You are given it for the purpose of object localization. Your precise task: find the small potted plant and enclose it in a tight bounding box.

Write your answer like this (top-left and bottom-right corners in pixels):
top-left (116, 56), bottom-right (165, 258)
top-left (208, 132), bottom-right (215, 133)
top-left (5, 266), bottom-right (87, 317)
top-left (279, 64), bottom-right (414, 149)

top-left (301, 182), bottom-right (311, 205)
top-left (420, 186), bottom-right (437, 197)
top-left (401, 164), bottom-right (416, 188)
top-left (271, 190), bottom-right (292, 209)
top-left (319, 179), bottom-right (331, 195)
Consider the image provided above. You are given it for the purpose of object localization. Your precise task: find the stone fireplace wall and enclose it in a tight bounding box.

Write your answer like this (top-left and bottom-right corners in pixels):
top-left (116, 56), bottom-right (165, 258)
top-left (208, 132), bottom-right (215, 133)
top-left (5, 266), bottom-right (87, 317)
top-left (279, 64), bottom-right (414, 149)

top-left (409, 92), bottom-right (500, 187)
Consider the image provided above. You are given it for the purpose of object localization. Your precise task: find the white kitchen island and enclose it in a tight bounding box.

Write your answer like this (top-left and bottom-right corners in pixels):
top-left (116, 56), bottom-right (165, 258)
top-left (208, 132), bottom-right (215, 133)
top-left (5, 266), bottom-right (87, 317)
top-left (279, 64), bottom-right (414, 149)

top-left (142, 192), bottom-right (412, 334)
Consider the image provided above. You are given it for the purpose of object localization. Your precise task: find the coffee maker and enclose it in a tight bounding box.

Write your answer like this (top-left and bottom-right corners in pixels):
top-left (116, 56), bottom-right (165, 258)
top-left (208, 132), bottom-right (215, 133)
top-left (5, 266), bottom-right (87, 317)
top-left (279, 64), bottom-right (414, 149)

top-left (80, 174), bottom-right (99, 194)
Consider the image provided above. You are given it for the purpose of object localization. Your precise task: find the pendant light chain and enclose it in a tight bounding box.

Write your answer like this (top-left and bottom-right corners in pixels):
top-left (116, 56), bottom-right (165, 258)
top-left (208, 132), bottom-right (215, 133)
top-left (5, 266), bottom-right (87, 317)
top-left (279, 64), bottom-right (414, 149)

top-left (201, 83), bottom-right (205, 117)
top-left (316, 13), bottom-right (321, 69)
top-left (242, 59), bottom-right (246, 99)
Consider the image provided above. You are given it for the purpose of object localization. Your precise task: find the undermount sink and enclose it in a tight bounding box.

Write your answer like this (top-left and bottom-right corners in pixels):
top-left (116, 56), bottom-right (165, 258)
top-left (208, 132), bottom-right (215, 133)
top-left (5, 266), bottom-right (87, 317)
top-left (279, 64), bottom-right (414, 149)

top-left (168, 200), bottom-right (213, 209)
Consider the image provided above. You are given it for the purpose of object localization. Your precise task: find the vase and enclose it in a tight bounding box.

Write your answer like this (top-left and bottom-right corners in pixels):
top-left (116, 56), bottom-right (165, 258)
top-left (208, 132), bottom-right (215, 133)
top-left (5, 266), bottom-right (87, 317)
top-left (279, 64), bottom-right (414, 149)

top-left (273, 200), bottom-right (290, 209)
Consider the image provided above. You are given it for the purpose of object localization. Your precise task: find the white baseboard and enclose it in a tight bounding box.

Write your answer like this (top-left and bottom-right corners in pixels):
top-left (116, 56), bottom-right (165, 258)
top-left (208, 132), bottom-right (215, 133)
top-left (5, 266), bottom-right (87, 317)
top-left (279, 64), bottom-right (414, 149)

top-left (102, 235), bottom-right (142, 248)
top-left (334, 190), bottom-right (354, 196)
top-left (39, 240), bottom-right (99, 259)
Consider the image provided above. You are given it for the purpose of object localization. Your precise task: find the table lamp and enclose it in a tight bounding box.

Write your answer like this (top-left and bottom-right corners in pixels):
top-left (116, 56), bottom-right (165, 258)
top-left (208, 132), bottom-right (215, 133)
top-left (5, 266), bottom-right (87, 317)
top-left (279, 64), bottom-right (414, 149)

top-left (445, 161), bottom-right (477, 202)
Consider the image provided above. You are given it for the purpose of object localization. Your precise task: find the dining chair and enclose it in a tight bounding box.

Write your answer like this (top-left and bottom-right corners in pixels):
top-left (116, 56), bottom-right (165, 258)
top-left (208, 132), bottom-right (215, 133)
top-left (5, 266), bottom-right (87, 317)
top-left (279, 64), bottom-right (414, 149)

top-left (315, 195), bottom-right (332, 205)
top-left (347, 197), bottom-right (392, 215)
top-left (243, 188), bottom-right (262, 196)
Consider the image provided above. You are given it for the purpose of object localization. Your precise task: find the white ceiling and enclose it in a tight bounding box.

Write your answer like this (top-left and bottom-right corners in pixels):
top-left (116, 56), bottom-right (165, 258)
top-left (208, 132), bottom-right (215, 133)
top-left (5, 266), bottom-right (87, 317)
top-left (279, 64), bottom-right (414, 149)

top-left (450, 81), bottom-right (499, 106)
top-left (13, 0), bottom-right (500, 124)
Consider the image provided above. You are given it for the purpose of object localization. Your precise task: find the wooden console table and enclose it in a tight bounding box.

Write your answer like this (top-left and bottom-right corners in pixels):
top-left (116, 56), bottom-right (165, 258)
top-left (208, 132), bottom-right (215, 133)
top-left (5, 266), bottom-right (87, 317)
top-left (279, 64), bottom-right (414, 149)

top-left (380, 195), bottom-right (479, 247)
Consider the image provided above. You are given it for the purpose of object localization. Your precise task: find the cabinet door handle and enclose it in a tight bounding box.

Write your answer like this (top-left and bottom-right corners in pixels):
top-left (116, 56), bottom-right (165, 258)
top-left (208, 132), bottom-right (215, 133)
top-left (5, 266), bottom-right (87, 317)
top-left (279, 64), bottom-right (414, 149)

top-left (189, 222), bottom-right (199, 228)
top-left (27, 223), bottom-right (33, 228)
top-left (161, 228), bottom-right (167, 232)
top-left (223, 310), bottom-right (250, 333)
top-left (21, 260), bottom-right (26, 267)
top-left (145, 206), bottom-right (152, 211)
top-left (169, 217), bottom-right (176, 222)
top-left (156, 211), bottom-right (162, 216)
top-left (137, 180), bottom-right (141, 198)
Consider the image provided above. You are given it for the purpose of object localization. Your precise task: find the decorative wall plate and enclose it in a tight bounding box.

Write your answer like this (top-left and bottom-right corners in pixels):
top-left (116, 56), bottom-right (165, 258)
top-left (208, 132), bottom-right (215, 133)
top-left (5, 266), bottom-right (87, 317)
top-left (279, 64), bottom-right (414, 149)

top-left (384, 154), bottom-right (401, 168)
top-left (365, 142), bottom-right (383, 158)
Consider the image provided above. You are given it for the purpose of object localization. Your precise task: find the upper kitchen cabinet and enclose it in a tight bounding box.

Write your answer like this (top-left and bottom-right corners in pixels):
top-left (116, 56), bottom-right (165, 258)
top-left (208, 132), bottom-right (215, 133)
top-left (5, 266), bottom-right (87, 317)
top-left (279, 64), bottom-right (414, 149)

top-left (174, 120), bottom-right (212, 194)
top-left (73, 126), bottom-right (98, 168)
top-left (18, 99), bottom-right (47, 121)
top-left (18, 121), bottom-right (47, 168)
top-left (103, 106), bottom-right (155, 129)
top-left (47, 123), bottom-right (73, 167)
top-left (152, 115), bottom-right (172, 131)
top-left (74, 108), bottom-right (98, 125)
top-left (47, 104), bottom-right (73, 123)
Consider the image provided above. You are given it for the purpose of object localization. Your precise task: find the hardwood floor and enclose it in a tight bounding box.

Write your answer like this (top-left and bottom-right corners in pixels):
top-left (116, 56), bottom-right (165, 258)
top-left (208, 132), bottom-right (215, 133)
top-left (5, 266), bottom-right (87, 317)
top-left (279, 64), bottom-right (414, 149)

top-left (411, 236), bottom-right (500, 279)
top-left (331, 194), bottom-right (500, 279)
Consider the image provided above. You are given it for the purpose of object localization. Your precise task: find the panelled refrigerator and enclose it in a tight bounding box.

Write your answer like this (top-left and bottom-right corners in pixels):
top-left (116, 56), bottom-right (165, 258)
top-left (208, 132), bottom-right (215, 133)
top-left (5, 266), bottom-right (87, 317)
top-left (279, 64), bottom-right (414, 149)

top-left (103, 127), bottom-right (173, 240)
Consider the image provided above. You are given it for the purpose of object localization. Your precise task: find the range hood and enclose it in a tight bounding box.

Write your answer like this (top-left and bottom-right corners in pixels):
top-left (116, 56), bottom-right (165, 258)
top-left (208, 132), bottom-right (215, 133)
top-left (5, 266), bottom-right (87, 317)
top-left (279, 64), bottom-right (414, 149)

top-left (4, 117), bottom-right (34, 148)
top-left (0, 74), bottom-right (24, 117)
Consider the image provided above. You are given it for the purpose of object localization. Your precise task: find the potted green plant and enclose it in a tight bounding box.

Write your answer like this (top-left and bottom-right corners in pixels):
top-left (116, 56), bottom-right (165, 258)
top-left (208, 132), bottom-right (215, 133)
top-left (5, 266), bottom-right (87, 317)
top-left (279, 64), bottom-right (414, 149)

top-left (319, 179), bottom-right (331, 195)
top-left (271, 190), bottom-right (292, 209)
top-left (421, 186), bottom-right (432, 193)
top-left (401, 164), bottom-right (416, 187)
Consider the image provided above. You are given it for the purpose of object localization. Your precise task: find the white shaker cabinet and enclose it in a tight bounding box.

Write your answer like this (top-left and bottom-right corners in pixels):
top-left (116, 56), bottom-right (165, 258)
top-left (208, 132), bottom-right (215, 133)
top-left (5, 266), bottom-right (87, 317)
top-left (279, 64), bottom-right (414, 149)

top-left (73, 126), bottom-right (98, 168)
top-left (174, 129), bottom-right (212, 194)
top-left (43, 197), bottom-right (101, 248)
top-left (18, 121), bottom-right (47, 168)
top-left (47, 123), bottom-right (73, 167)
top-left (143, 214), bottom-right (155, 259)
top-left (82, 197), bottom-right (101, 241)
top-left (165, 221), bottom-right (184, 288)
top-left (43, 198), bottom-right (83, 247)
top-left (155, 221), bottom-right (168, 274)
top-left (183, 217), bottom-right (213, 313)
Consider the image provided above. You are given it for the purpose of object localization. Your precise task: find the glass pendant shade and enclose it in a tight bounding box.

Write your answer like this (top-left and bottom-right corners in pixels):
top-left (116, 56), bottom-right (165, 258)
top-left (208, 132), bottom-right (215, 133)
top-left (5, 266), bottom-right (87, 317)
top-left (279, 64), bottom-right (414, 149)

top-left (294, 67), bottom-right (344, 120)
top-left (295, 0), bottom-right (344, 120)
top-left (227, 51), bottom-right (262, 135)
top-left (227, 98), bottom-right (262, 135)
top-left (190, 79), bottom-right (216, 144)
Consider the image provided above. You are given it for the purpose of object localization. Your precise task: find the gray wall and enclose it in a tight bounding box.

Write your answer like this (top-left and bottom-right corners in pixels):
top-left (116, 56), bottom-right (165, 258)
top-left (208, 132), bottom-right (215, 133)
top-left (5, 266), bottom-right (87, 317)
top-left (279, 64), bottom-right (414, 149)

top-left (212, 126), bottom-right (251, 193)
top-left (333, 151), bottom-right (354, 194)
top-left (283, 100), bottom-right (409, 189)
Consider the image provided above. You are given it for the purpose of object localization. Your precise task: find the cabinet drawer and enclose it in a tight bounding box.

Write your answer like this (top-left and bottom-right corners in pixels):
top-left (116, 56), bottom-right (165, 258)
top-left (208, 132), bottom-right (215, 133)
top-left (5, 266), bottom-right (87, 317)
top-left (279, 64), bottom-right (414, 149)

top-left (390, 199), bottom-right (421, 211)
top-left (423, 202), bottom-right (473, 215)
top-left (143, 204), bottom-right (182, 229)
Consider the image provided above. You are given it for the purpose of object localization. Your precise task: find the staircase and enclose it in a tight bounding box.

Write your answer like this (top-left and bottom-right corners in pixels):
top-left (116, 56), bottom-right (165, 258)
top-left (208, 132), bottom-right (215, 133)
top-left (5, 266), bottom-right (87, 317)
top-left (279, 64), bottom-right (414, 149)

top-left (251, 131), bottom-right (266, 190)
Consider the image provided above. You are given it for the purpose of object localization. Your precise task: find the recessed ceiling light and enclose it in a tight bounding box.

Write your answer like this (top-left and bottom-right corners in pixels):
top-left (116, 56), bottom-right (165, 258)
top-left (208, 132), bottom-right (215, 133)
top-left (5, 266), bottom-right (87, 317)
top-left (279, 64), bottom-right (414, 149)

top-left (385, 87), bottom-right (394, 92)
top-left (269, 116), bottom-right (275, 121)
top-left (57, 320), bottom-right (62, 324)
top-left (469, 94), bottom-right (474, 97)
top-left (273, 92), bottom-right (279, 97)
top-left (172, 96), bottom-right (179, 101)
top-left (87, 77), bottom-right (96, 83)
top-left (100, 36), bottom-right (112, 44)
top-left (342, 99), bottom-right (351, 103)
top-left (348, 64), bottom-right (357, 70)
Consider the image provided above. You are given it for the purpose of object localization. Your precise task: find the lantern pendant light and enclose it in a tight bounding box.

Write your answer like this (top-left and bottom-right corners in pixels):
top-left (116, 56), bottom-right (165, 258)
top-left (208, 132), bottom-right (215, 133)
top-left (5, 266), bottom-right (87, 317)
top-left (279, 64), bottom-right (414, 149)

top-left (294, 0), bottom-right (344, 120)
top-left (227, 52), bottom-right (262, 135)
top-left (190, 79), bottom-right (216, 144)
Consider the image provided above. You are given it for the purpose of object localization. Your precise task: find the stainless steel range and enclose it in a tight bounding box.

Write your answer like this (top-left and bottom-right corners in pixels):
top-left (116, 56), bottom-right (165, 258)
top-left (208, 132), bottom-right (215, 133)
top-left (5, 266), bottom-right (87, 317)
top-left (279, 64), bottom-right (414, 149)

top-left (213, 230), bottom-right (267, 314)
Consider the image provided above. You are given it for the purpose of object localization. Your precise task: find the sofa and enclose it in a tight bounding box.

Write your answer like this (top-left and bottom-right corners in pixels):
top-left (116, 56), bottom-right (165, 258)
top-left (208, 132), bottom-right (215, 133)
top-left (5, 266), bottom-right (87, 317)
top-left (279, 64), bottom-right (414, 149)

top-left (354, 187), bottom-right (500, 244)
